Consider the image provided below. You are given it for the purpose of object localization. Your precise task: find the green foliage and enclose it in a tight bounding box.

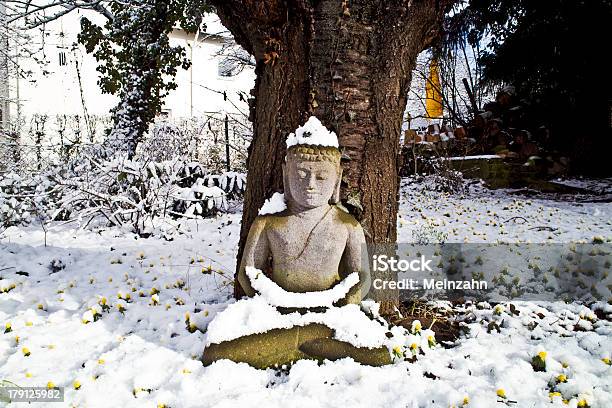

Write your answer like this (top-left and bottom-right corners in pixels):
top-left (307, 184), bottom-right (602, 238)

top-left (446, 0), bottom-right (612, 173)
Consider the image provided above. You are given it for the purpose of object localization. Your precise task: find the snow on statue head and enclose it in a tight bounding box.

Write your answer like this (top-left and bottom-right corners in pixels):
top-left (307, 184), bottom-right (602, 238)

top-left (283, 116), bottom-right (342, 208)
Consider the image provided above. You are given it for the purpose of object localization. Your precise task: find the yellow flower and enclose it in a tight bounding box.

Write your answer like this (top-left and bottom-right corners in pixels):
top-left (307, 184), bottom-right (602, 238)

top-left (4, 322), bottom-right (11, 333)
top-left (557, 374), bottom-right (567, 383)
top-left (73, 380), bottom-right (81, 390)
top-left (462, 396), bottom-right (469, 406)
top-left (182, 368), bottom-right (192, 374)
top-left (392, 346), bottom-right (403, 357)
top-left (25, 372), bottom-right (32, 378)
top-left (602, 358), bottom-right (611, 365)
top-left (549, 392), bottom-right (562, 399)
top-left (410, 343), bottom-right (418, 350)
top-left (22, 347), bottom-right (31, 356)
top-left (411, 320), bottom-right (422, 334)
top-left (97, 359), bottom-right (105, 365)
top-left (157, 404), bottom-right (167, 408)
top-left (496, 389), bottom-right (506, 399)
top-left (47, 381), bottom-right (55, 389)
top-left (25, 321), bottom-right (33, 326)
top-left (15, 335), bottom-right (19, 345)
top-left (99, 297), bottom-right (107, 306)
top-left (532, 351), bottom-right (547, 371)
top-left (427, 335), bottom-right (436, 347)
top-left (577, 399), bottom-right (589, 407)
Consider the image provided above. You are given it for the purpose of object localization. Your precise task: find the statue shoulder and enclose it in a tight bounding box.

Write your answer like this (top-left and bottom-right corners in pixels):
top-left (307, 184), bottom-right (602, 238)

top-left (250, 210), bottom-right (291, 232)
top-left (249, 215), bottom-right (269, 232)
top-left (331, 205), bottom-right (361, 229)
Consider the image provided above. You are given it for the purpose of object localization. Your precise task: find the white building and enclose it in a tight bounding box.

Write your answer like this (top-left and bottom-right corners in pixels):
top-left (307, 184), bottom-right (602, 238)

top-left (2, 11), bottom-right (254, 124)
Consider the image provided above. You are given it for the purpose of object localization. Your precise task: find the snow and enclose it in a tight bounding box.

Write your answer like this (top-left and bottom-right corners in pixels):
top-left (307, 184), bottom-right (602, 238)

top-left (206, 268), bottom-right (393, 348)
top-left (447, 154), bottom-right (502, 161)
top-left (1, 177), bottom-right (611, 407)
top-left (258, 192), bottom-right (287, 215)
top-left (205, 296), bottom-right (393, 349)
top-left (285, 116), bottom-right (339, 148)
top-left (246, 266), bottom-right (359, 308)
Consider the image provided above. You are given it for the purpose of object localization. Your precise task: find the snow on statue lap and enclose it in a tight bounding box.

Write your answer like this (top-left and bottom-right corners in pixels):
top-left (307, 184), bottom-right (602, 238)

top-left (202, 117), bottom-right (393, 368)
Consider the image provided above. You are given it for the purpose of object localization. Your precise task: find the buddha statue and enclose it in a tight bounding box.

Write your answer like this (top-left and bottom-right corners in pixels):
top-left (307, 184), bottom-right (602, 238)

top-left (202, 117), bottom-right (393, 369)
top-left (236, 140), bottom-right (370, 305)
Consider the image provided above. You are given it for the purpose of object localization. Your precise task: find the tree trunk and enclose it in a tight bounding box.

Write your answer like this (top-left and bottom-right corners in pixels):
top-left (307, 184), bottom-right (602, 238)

top-left (212, 0), bottom-right (449, 312)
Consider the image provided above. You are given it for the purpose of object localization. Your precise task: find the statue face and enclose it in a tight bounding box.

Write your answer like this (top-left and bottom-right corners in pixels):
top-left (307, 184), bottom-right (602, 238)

top-left (287, 159), bottom-right (339, 209)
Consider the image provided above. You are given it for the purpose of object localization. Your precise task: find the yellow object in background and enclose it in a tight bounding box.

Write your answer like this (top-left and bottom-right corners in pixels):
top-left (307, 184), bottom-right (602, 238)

top-left (425, 58), bottom-right (443, 119)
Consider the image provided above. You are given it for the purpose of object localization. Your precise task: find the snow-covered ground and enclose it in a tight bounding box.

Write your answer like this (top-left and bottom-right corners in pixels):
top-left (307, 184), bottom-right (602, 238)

top-left (398, 177), bottom-right (611, 244)
top-left (1, 178), bottom-right (611, 408)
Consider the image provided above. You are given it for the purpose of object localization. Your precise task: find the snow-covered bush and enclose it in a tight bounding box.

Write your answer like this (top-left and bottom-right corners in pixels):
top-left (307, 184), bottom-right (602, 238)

top-left (428, 159), bottom-right (466, 195)
top-left (172, 179), bottom-right (228, 218)
top-left (0, 153), bottom-right (246, 235)
top-left (139, 117), bottom-right (249, 173)
top-left (57, 155), bottom-right (245, 234)
top-left (0, 171), bottom-right (63, 227)
top-left (179, 162), bottom-right (246, 198)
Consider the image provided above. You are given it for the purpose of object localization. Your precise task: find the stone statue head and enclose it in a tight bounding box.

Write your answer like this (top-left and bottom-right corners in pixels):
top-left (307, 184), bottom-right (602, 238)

top-left (283, 145), bottom-right (342, 210)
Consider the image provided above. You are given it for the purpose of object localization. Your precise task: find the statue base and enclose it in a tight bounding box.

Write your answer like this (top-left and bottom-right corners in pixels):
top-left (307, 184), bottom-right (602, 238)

top-left (202, 323), bottom-right (392, 369)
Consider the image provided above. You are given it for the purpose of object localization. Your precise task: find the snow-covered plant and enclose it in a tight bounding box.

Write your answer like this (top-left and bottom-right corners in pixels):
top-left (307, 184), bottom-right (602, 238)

top-left (429, 159), bottom-right (466, 195)
top-left (1, 146), bottom-right (246, 234)
top-left (178, 162), bottom-right (246, 197)
top-left (203, 172), bottom-right (246, 198)
top-left (78, 0), bottom-right (213, 158)
top-left (412, 220), bottom-right (448, 244)
top-left (0, 171), bottom-right (62, 228)
top-left (172, 179), bottom-right (228, 218)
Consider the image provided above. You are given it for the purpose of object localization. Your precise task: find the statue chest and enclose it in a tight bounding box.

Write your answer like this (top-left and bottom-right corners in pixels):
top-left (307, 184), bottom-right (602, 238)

top-left (266, 218), bottom-right (347, 262)
top-left (262, 214), bottom-right (351, 292)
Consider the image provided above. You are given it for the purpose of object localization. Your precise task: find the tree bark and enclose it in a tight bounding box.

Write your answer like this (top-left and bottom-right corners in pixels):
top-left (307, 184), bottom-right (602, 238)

top-left (212, 0), bottom-right (449, 312)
